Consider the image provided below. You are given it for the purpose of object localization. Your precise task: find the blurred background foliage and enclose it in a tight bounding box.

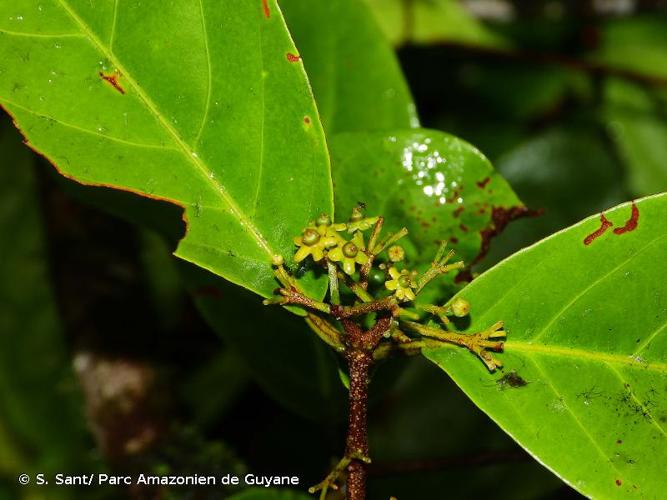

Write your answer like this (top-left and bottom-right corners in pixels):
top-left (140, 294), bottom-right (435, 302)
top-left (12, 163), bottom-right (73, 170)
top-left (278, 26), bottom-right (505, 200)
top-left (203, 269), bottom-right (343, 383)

top-left (1, 0), bottom-right (667, 498)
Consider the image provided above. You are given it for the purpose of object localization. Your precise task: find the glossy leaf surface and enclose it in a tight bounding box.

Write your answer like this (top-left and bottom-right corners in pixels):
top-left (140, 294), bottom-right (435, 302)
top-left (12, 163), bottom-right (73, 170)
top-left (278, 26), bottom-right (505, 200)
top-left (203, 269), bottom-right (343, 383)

top-left (331, 129), bottom-right (524, 269)
top-left (425, 195), bottom-right (667, 498)
top-left (281, 0), bottom-right (418, 133)
top-left (187, 0), bottom-right (421, 417)
top-left (0, 0), bottom-right (332, 298)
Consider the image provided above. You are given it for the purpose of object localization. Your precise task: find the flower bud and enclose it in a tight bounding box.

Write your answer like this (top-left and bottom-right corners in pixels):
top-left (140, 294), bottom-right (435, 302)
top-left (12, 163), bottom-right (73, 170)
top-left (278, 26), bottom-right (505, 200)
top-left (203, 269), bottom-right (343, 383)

top-left (451, 298), bottom-right (470, 317)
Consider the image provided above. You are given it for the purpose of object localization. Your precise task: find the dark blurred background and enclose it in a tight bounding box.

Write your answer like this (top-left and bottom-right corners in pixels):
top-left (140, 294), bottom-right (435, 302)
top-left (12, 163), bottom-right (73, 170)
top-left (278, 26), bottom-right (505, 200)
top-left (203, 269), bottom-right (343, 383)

top-left (1, 1), bottom-right (666, 499)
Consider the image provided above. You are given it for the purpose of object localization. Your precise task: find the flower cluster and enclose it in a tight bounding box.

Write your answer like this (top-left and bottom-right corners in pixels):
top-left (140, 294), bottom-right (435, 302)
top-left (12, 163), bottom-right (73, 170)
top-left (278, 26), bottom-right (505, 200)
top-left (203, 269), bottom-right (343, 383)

top-left (266, 206), bottom-right (506, 372)
top-left (291, 207), bottom-right (422, 299)
top-left (265, 207), bottom-right (507, 498)
top-left (293, 208), bottom-right (380, 275)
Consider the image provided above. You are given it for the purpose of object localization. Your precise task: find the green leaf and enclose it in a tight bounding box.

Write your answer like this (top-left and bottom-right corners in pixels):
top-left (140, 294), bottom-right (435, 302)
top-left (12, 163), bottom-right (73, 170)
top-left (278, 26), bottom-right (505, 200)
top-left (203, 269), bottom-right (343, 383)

top-left (184, 0), bottom-right (421, 415)
top-left (0, 0), bottom-right (332, 298)
top-left (604, 78), bottom-right (667, 196)
top-left (425, 194), bottom-right (667, 498)
top-left (0, 122), bottom-right (92, 491)
top-left (591, 15), bottom-right (667, 80)
top-left (331, 129), bottom-right (524, 269)
top-left (366, 0), bottom-right (508, 48)
top-left (280, 0), bottom-right (418, 133)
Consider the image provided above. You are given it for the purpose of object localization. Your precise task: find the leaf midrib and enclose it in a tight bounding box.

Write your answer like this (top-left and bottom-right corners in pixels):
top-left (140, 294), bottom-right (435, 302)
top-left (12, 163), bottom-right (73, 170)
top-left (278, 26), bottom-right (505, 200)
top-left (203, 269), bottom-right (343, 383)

top-left (426, 339), bottom-right (667, 373)
top-left (508, 340), bottom-right (667, 373)
top-left (56, 0), bottom-right (273, 257)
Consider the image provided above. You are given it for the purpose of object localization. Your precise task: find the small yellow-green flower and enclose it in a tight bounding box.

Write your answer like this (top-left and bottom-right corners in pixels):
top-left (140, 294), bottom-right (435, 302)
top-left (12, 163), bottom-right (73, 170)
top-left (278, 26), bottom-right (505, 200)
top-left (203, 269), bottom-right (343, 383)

top-left (334, 205), bottom-right (379, 233)
top-left (293, 217), bottom-right (340, 263)
top-left (385, 267), bottom-right (418, 301)
top-left (328, 232), bottom-right (369, 275)
top-left (387, 245), bottom-right (405, 262)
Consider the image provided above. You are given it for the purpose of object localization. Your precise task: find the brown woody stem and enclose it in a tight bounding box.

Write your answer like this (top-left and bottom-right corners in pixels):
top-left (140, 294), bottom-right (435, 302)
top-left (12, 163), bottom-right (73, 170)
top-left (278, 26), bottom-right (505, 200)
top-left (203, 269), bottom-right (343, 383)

top-left (344, 349), bottom-right (372, 500)
top-left (331, 297), bottom-right (397, 319)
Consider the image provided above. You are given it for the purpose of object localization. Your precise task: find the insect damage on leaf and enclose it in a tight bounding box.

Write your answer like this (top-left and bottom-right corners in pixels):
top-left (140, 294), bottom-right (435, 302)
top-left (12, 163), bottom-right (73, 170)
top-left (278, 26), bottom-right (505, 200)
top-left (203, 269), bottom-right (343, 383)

top-left (261, 0), bottom-right (271, 18)
top-left (584, 201), bottom-right (640, 245)
top-left (98, 71), bottom-right (125, 95)
top-left (613, 201), bottom-right (640, 235)
top-left (474, 205), bottom-right (537, 264)
top-left (584, 212), bottom-right (613, 245)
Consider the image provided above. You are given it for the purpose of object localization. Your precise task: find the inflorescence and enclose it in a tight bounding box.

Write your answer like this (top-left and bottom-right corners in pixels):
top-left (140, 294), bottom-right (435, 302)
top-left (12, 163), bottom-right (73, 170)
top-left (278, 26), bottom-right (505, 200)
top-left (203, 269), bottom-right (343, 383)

top-left (264, 206), bottom-right (506, 372)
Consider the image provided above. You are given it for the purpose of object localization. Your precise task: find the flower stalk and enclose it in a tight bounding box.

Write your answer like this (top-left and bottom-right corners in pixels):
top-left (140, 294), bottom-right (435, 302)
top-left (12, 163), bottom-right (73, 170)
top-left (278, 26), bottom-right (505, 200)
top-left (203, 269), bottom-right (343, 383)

top-left (264, 207), bottom-right (506, 499)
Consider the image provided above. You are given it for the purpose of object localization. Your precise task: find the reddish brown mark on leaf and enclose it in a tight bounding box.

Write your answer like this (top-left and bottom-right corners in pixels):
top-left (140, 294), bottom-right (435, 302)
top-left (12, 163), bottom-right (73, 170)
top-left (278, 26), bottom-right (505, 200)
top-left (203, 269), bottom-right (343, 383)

top-left (616, 480), bottom-right (622, 486)
top-left (616, 439), bottom-right (623, 444)
top-left (303, 116), bottom-right (311, 125)
top-left (99, 71), bottom-right (125, 94)
top-left (286, 52), bottom-right (301, 63)
top-left (453, 206), bottom-right (465, 218)
top-left (613, 201), bottom-right (639, 235)
top-left (459, 223), bottom-right (469, 233)
top-left (261, 0), bottom-right (270, 18)
top-left (474, 206), bottom-right (538, 265)
top-left (476, 177), bottom-right (491, 189)
top-left (583, 213), bottom-right (613, 246)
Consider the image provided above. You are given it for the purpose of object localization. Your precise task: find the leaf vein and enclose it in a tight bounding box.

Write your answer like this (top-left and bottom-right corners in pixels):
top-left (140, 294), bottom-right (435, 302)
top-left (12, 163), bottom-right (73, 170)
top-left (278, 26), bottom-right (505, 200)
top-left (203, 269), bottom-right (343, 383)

top-left (509, 340), bottom-right (667, 373)
top-left (0, 29), bottom-right (83, 38)
top-left (109, 0), bottom-right (119, 48)
top-left (55, 0), bottom-right (274, 258)
top-left (605, 362), bottom-right (667, 438)
top-left (632, 318), bottom-right (667, 357)
top-left (193, 0), bottom-right (212, 149)
top-left (0, 97), bottom-right (176, 150)
top-left (529, 357), bottom-right (626, 480)
top-left (250, 19), bottom-right (266, 218)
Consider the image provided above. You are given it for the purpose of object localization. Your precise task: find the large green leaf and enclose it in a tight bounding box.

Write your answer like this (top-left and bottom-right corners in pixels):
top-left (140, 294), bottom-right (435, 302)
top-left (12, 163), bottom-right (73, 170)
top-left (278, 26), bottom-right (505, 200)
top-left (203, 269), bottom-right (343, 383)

top-left (331, 129), bottom-right (524, 270)
top-left (425, 195), bottom-right (667, 498)
top-left (186, 0), bottom-right (421, 417)
top-left (0, 0), bottom-right (332, 298)
top-left (280, 0), bottom-right (418, 134)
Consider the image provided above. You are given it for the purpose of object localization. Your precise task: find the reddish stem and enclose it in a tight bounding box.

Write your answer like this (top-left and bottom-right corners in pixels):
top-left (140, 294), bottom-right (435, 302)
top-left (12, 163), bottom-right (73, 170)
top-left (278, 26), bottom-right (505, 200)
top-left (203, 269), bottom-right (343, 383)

top-left (345, 349), bottom-right (372, 500)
